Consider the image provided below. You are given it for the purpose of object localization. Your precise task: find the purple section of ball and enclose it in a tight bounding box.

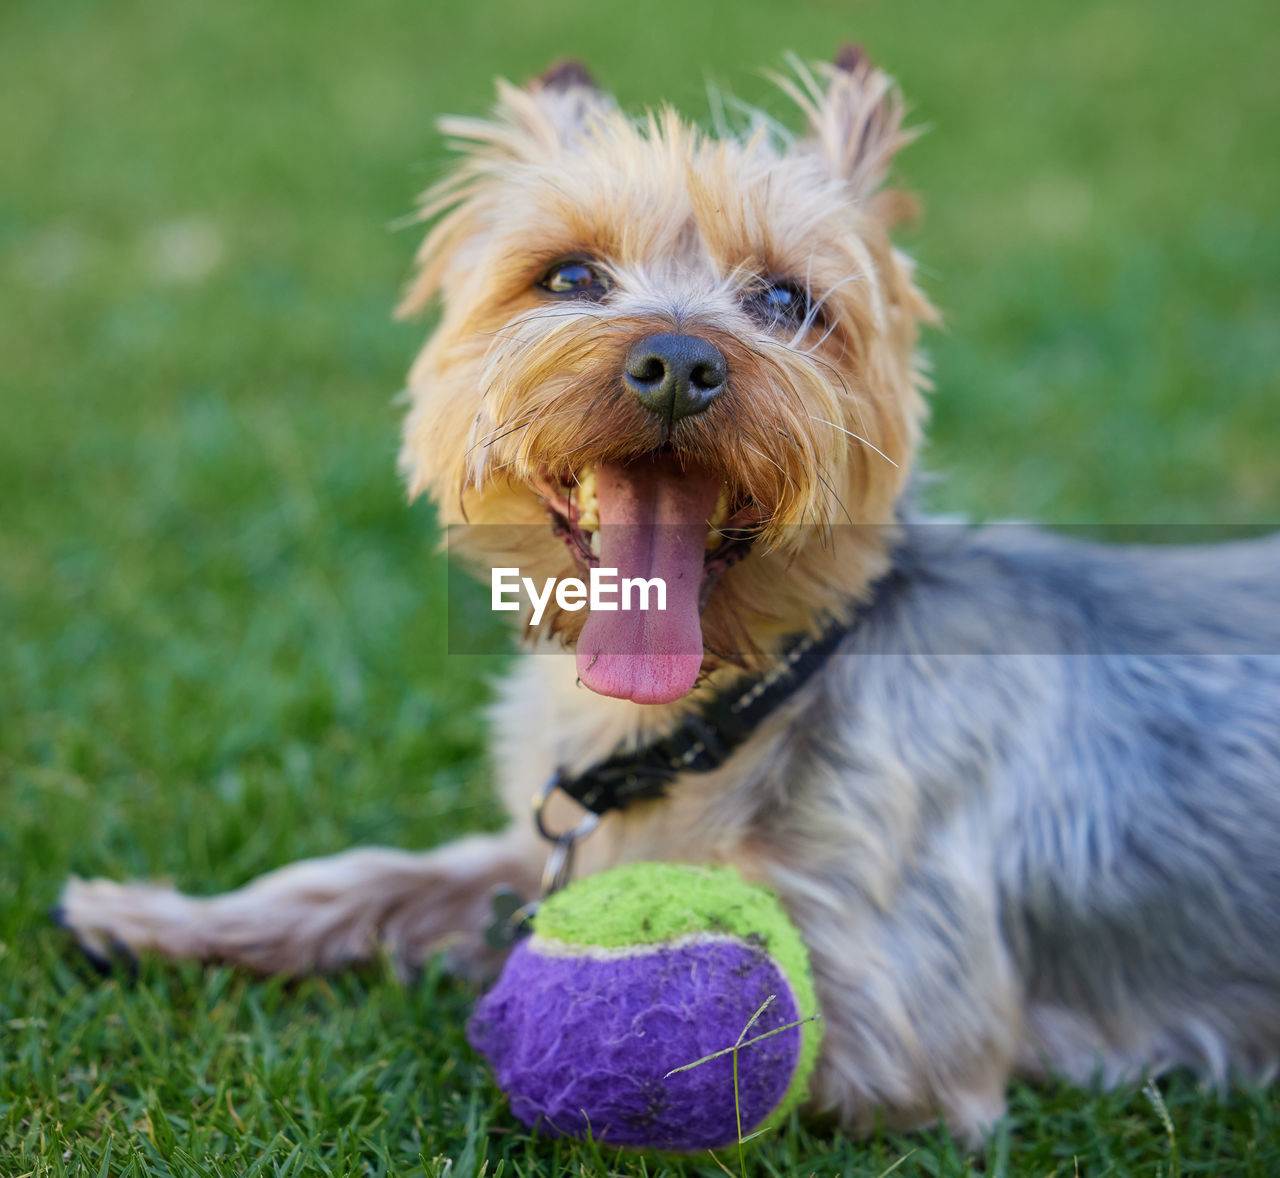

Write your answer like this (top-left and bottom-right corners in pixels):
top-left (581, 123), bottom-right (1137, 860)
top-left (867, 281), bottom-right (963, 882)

top-left (468, 937), bottom-right (802, 1151)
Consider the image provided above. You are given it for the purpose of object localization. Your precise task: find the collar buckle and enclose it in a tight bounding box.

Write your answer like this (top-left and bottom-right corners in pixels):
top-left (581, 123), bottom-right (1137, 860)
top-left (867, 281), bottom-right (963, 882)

top-left (532, 774), bottom-right (600, 896)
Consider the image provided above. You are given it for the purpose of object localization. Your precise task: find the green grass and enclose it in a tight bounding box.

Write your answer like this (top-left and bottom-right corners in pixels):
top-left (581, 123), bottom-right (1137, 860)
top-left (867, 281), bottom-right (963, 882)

top-left (1, 0), bottom-right (1278, 1172)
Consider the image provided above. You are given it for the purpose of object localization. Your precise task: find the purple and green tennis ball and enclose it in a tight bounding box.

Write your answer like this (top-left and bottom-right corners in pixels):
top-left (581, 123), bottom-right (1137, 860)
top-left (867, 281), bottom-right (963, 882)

top-left (467, 862), bottom-right (822, 1152)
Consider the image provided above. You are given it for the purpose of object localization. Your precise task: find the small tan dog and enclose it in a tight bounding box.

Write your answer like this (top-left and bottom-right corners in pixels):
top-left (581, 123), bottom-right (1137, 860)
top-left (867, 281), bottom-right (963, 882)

top-left (60, 49), bottom-right (1280, 1140)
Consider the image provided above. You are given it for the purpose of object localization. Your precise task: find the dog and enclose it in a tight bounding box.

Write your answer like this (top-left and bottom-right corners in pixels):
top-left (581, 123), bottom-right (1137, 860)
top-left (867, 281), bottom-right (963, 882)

top-left (58, 48), bottom-right (1280, 1140)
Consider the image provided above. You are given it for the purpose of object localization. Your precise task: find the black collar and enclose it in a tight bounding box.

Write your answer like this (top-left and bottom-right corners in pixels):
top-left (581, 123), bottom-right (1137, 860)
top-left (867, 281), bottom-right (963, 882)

top-left (556, 615), bottom-right (851, 816)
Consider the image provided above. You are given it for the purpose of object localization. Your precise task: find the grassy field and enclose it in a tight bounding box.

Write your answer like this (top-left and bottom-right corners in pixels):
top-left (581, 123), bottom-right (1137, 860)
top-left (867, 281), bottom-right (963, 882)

top-left (2, 0), bottom-right (1278, 1173)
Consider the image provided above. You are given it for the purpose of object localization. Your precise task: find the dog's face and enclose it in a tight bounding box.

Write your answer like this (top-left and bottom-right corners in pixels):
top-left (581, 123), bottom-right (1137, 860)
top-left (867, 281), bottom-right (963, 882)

top-left (400, 50), bottom-right (934, 705)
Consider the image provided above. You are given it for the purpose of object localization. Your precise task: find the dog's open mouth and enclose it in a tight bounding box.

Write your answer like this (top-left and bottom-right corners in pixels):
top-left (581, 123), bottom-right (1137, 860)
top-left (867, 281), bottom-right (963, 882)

top-left (533, 453), bottom-right (760, 705)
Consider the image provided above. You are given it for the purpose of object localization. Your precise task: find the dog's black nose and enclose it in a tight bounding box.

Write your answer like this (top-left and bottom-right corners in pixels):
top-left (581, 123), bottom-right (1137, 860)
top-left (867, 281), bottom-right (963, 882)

top-left (623, 333), bottom-right (727, 423)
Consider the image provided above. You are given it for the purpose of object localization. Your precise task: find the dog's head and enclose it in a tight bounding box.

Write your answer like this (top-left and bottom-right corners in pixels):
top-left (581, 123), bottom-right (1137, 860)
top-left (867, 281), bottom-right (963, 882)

top-left (399, 49), bottom-right (934, 705)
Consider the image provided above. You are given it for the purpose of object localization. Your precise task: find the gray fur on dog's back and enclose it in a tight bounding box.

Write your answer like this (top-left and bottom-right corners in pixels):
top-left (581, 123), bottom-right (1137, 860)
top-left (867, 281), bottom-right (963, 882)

top-left (808, 523), bottom-right (1280, 1088)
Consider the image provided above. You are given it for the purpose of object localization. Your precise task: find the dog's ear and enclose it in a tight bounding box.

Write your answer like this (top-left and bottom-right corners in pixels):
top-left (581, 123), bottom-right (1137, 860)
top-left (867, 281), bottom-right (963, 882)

top-left (518, 57), bottom-right (614, 147)
top-left (396, 60), bottom-right (613, 319)
top-left (534, 58), bottom-right (599, 94)
top-left (777, 45), bottom-right (917, 203)
top-left (431, 58), bottom-right (613, 167)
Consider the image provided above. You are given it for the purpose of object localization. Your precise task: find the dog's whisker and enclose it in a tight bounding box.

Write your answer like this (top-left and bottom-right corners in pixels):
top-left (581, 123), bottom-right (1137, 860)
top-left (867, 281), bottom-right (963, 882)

top-left (479, 405), bottom-right (598, 477)
top-left (484, 421), bottom-right (537, 457)
top-left (801, 352), bottom-right (879, 454)
top-left (555, 438), bottom-right (603, 464)
top-left (488, 325), bottom-right (620, 378)
top-left (481, 305), bottom-right (613, 341)
top-left (800, 318), bottom-right (841, 356)
top-left (793, 273), bottom-right (866, 352)
top-left (464, 417), bottom-right (534, 458)
top-left (815, 458), bottom-right (855, 529)
top-left (806, 414), bottom-right (898, 469)
top-left (743, 441), bottom-right (801, 506)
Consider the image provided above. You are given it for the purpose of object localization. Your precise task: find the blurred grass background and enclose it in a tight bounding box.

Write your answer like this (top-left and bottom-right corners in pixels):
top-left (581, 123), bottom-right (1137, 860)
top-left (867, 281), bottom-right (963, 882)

top-left (1, 0), bottom-right (1277, 1173)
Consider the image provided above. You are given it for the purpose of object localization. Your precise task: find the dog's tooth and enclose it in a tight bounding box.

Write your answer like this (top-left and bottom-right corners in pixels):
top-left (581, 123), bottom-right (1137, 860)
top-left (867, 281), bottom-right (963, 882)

top-left (574, 466), bottom-right (598, 531)
top-left (576, 466), bottom-right (597, 515)
top-left (589, 531), bottom-right (601, 557)
top-left (706, 484), bottom-right (731, 548)
top-left (712, 484), bottom-right (730, 526)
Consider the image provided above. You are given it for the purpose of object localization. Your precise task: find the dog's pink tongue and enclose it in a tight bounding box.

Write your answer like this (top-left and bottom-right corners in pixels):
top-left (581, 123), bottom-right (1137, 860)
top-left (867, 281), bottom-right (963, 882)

top-left (576, 459), bottom-right (719, 705)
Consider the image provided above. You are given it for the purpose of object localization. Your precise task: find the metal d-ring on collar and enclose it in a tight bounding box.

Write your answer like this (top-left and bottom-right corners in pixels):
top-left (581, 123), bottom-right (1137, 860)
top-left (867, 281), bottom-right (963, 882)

top-left (532, 774), bottom-right (600, 896)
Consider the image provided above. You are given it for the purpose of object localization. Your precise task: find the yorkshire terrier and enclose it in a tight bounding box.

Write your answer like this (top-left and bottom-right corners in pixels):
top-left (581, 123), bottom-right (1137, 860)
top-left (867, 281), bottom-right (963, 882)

top-left (58, 49), bottom-right (1280, 1139)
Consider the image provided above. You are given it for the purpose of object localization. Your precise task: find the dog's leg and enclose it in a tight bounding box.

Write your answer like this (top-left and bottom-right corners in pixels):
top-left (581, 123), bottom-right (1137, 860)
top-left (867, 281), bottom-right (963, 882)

top-left (755, 843), bottom-right (1020, 1144)
top-left (800, 903), bottom-right (1019, 1142)
top-left (57, 831), bottom-right (543, 978)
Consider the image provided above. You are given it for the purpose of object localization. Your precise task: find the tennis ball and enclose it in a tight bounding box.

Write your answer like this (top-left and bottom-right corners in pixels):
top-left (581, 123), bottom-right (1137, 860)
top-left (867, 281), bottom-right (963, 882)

top-left (467, 862), bottom-right (822, 1152)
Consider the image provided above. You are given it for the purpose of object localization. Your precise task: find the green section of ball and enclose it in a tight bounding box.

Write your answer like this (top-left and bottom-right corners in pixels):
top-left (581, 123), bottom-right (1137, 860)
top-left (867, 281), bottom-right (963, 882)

top-left (533, 861), bottom-right (824, 1130)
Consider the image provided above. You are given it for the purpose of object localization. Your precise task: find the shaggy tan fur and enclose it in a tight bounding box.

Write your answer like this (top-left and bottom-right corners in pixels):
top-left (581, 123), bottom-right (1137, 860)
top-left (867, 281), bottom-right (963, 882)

top-left (397, 51), bottom-right (933, 664)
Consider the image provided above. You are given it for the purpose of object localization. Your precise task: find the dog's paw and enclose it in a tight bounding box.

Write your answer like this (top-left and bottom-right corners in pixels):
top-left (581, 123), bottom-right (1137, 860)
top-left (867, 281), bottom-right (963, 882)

top-left (49, 901), bottom-right (122, 974)
top-left (55, 876), bottom-right (199, 967)
top-left (942, 1084), bottom-right (1010, 1150)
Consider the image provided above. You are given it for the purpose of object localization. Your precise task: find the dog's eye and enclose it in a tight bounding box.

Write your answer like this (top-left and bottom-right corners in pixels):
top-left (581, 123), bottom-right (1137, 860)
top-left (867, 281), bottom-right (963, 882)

top-left (539, 259), bottom-right (610, 299)
top-left (747, 281), bottom-right (817, 329)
